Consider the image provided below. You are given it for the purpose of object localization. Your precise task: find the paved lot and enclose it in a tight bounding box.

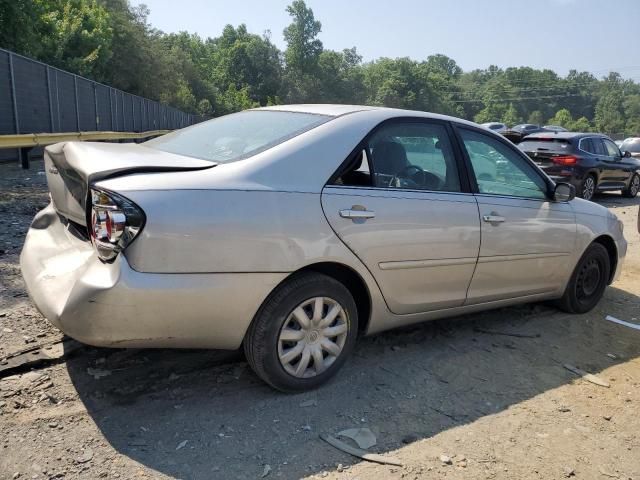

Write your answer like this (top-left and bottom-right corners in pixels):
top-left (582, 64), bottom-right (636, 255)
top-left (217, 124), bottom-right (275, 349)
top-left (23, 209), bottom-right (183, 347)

top-left (1, 160), bottom-right (639, 480)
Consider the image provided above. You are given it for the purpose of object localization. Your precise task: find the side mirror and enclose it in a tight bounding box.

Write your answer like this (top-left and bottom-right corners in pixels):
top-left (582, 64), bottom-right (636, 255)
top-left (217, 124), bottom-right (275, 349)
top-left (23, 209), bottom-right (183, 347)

top-left (622, 150), bottom-right (631, 158)
top-left (554, 182), bottom-right (576, 202)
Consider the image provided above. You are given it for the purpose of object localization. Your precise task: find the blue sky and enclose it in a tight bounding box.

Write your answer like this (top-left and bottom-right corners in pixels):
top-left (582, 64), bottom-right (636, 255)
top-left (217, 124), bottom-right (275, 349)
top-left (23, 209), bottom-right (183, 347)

top-left (140, 0), bottom-right (640, 79)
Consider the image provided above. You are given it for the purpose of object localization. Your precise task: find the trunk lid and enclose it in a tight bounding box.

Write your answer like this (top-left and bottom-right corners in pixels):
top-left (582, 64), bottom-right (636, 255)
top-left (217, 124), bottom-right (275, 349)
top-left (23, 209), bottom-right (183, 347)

top-left (44, 141), bottom-right (214, 226)
top-left (518, 137), bottom-right (574, 171)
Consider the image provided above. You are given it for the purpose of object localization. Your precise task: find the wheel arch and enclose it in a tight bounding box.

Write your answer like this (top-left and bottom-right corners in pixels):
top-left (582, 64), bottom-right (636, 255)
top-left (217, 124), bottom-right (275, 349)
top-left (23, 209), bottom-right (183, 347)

top-left (291, 262), bottom-right (372, 335)
top-left (246, 261), bottom-right (373, 340)
top-left (592, 234), bottom-right (618, 284)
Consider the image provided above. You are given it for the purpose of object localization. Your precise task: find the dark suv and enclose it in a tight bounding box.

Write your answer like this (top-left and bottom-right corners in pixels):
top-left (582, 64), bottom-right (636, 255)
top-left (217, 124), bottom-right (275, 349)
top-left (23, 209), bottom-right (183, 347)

top-left (518, 132), bottom-right (640, 200)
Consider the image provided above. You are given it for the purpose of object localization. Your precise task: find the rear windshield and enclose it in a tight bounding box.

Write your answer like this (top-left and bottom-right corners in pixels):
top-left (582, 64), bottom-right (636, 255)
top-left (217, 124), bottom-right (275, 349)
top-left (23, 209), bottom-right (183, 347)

top-left (518, 138), bottom-right (571, 152)
top-left (621, 138), bottom-right (640, 153)
top-left (145, 110), bottom-right (332, 163)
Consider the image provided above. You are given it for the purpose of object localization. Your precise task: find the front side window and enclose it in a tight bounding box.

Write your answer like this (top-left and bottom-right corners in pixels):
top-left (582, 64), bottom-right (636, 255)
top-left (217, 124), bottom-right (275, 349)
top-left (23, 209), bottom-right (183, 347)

top-left (603, 139), bottom-right (621, 157)
top-left (367, 122), bottom-right (461, 192)
top-left (145, 110), bottom-right (331, 163)
top-left (459, 128), bottom-right (548, 200)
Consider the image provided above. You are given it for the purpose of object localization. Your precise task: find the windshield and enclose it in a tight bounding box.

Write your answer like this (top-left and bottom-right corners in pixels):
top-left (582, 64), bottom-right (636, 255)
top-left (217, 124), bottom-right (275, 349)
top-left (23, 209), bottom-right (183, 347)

top-left (145, 110), bottom-right (332, 162)
top-left (621, 138), bottom-right (640, 153)
top-left (518, 138), bottom-right (571, 152)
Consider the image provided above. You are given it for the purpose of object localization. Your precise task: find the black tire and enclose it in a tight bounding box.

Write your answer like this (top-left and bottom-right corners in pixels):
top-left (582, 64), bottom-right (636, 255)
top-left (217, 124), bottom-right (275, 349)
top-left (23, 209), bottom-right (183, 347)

top-left (244, 272), bottom-right (358, 392)
top-left (622, 173), bottom-right (640, 198)
top-left (555, 242), bottom-right (610, 314)
top-left (579, 174), bottom-right (597, 201)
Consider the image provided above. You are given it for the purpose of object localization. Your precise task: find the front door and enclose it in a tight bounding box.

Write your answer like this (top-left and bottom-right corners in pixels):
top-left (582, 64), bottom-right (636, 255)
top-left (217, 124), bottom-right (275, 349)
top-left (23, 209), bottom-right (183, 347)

top-left (602, 138), bottom-right (629, 186)
top-left (322, 119), bottom-right (480, 315)
top-left (456, 127), bottom-right (577, 304)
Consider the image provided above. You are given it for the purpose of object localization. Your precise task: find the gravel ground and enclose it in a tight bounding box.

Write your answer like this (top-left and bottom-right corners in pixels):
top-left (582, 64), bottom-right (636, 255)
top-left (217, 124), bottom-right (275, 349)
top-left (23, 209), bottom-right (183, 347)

top-left (1, 159), bottom-right (639, 480)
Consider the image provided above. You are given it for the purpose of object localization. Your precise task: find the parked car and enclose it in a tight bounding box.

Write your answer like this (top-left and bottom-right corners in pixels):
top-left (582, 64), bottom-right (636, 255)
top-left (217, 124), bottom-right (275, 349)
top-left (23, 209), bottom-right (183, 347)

top-left (511, 124), bottom-right (548, 137)
top-left (481, 122), bottom-right (508, 133)
top-left (21, 106), bottom-right (628, 392)
top-left (620, 137), bottom-right (640, 158)
top-left (518, 132), bottom-right (640, 200)
top-left (543, 125), bottom-right (568, 132)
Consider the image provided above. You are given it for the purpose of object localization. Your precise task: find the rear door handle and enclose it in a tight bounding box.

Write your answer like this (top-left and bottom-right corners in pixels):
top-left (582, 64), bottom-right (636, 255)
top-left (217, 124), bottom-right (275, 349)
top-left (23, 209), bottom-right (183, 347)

top-left (339, 209), bottom-right (376, 219)
top-left (483, 214), bottom-right (505, 223)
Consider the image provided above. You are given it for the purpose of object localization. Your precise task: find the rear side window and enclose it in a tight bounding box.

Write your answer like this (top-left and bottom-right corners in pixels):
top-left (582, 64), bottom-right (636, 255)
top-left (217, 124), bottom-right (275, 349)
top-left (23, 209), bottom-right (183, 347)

top-left (518, 138), bottom-right (571, 152)
top-left (591, 138), bottom-right (607, 155)
top-left (334, 121), bottom-right (462, 193)
top-left (145, 110), bottom-right (332, 163)
top-left (580, 138), bottom-right (594, 154)
top-left (368, 122), bottom-right (461, 192)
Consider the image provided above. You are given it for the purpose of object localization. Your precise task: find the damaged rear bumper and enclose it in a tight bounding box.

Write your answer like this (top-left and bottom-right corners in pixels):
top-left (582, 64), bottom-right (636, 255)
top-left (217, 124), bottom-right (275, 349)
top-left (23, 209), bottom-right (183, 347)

top-left (20, 203), bottom-right (286, 349)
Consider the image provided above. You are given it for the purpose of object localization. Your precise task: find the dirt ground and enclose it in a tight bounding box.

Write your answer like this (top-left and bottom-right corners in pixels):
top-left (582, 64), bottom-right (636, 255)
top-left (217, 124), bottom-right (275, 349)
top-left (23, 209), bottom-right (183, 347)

top-left (1, 159), bottom-right (639, 480)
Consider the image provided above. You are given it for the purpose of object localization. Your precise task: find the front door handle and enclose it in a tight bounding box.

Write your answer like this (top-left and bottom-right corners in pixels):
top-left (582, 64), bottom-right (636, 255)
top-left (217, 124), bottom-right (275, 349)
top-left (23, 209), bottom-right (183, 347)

top-left (483, 213), bottom-right (505, 224)
top-left (339, 208), bottom-right (376, 219)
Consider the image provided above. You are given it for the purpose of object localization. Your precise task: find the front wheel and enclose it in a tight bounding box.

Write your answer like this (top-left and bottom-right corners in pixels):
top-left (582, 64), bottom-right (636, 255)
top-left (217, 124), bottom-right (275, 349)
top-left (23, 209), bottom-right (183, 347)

top-left (555, 242), bottom-right (610, 314)
top-left (622, 173), bottom-right (640, 198)
top-left (244, 272), bottom-right (358, 392)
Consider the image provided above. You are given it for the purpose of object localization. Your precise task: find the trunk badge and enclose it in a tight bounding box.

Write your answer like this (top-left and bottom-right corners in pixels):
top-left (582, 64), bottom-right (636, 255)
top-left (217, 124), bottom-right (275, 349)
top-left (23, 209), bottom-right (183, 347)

top-left (48, 167), bottom-right (59, 175)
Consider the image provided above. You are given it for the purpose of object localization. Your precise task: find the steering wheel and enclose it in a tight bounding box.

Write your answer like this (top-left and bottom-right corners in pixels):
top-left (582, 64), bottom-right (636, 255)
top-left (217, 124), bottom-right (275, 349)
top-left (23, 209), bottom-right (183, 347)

top-left (390, 165), bottom-right (444, 190)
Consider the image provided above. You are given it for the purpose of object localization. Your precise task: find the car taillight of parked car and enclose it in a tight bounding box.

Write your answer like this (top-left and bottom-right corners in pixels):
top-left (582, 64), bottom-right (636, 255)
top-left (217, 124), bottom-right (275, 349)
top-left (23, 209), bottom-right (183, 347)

top-left (90, 188), bottom-right (145, 262)
top-left (551, 155), bottom-right (578, 166)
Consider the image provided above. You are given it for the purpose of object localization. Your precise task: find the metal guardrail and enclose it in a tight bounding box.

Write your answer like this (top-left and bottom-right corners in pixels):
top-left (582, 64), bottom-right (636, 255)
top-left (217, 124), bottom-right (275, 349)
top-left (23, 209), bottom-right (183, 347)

top-left (0, 129), bottom-right (170, 168)
top-left (0, 130), bottom-right (170, 148)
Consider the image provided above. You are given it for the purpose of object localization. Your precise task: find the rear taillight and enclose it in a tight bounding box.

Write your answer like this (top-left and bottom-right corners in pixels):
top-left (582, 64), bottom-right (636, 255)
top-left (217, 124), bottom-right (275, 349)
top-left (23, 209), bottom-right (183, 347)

top-left (89, 188), bottom-right (145, 262)
top-left (552, 155), bottom-right (578, 166)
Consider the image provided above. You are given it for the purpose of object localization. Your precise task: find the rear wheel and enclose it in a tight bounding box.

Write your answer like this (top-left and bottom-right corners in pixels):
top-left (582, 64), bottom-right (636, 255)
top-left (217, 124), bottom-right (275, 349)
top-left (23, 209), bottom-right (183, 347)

top-left (244, 272), bottom-right (358, 392)
top-left (622, 173), bottom-right (640, 198)
top-left (556, 242), bottom-right (610, 314)
top-left (579, 174), bottom-right (597, 201)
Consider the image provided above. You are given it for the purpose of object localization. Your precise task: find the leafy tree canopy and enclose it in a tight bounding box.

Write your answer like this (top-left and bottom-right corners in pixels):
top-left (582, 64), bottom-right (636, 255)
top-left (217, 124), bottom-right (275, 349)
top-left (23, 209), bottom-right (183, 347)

top-left (2, 0), bottom-right (639, 137)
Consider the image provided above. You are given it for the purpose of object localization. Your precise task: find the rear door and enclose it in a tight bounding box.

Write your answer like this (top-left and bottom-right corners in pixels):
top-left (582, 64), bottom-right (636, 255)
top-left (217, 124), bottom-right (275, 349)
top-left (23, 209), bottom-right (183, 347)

top-left (456, 127), bottom-right (576, 303)
top-left (322, 119), bottom-right (480, 315)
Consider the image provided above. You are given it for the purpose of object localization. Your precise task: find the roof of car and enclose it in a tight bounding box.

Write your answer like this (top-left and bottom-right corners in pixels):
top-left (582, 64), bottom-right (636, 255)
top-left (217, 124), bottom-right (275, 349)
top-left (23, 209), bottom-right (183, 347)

top-left (256, 104), bottom-right (379, 116)
top-left (254, 104), bottom-right (481, 128)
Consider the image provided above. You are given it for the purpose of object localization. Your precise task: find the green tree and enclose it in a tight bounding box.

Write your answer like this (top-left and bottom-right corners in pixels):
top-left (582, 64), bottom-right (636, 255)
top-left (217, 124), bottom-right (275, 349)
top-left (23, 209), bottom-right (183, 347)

top-left (208, 25), bottom-right (282, 106)
top-left (595, 91), bottom-right (625, 135)
top-left (502, 103), bottom-right (521, 126)
top-left (570, 116), bottom-right (591, 132)
top-left (282, 0), bottom-right (323, 102)
top-left (0, 0), bottom-right (47, 58)
top-left (316, 47), bottom-right (364, 103)
top-left (623, 94), bottom-right (640, 136)
top-left (547, 108), bottom-right (573, 128)
top-left (363, 57), bottom-right (437, 110)
top-left (283, 0), bottom-right (322, 73)
top-left (528, 110), bottom-right (544, 125)
top-left (38, 0), bottom-right (113, 76)
top-left (197, 98), bottom-right (213, 116)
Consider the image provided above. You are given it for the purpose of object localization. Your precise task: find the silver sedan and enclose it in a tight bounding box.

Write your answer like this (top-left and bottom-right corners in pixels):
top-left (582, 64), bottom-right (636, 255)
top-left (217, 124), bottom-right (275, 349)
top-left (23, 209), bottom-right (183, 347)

top-left (21, 105), bottom-right (627, 391)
